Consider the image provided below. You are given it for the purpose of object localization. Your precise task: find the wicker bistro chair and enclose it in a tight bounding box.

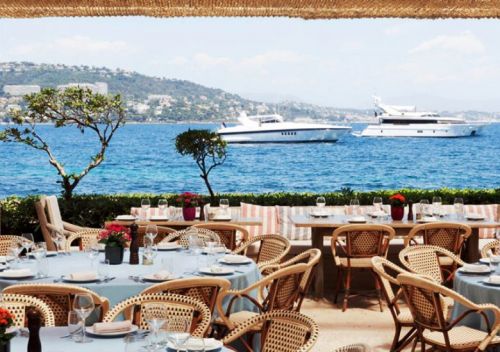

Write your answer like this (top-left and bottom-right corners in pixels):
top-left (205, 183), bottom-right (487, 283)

top-left (232, 234), bottom-right (291, 269)
top-left (399, 245), bottom-right (466, 286)
top-left (331, 224), bottom-right (395, 312)
top-left (2, 293), bottom-right (56, 328)
top-left (260, 249), bottom-right (321, 310)
top-left (397, 273), bottom-right (500, 351)
top-left (0, 235), bottom-right (25, 256)
top-left (103, 293), bottom-right (211, 337)
top-left (404, 222), bottom-right (472, 261)
top-left (371, 256), bottom-right (417, 352)
top-left (140, 277), bottom-right (231, 316)
top-left (333, 343), bottom-right (372, 352)
top-left (64, 228), bottom-right (101, 252)
top-left (481, 239), bottom-right (500, 258)
top-left (161, 228), bottom-right (222, 248)
top-left (222, 310), bottom-right (319, 352)
top-left (192, 222), bottom-right (250, 250)
top-left (3, 283), bottom-right (109, 326)
top-left (215, 263), bottom-right (308, 340)
top-left (137, 225), bottom-right (177, 246)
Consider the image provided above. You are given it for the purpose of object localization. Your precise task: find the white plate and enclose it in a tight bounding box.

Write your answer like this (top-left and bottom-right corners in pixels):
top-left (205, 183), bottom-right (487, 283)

top-left (29, 251), bottom-right (57, 258)
top-left (157, 244), bottom-right (183, 251)
top-left (417, 217), bottom-right (438, 223)
top-left (458, 267), bottom-right (491, 274)
top-left (310, 212), bottom-right (330, 218)
top-left (142, 273), bottom-right (180, 282)
top-left (482, 279), bottom-right (500, 286)
top-left (166, 338), bottom-right (223, 351)
top-left (218, 255), bottom-right (252, 265)
top-left (348, 217), bottom-right (366, 223)
top-left (0, 256), bottom-right (15, 263)
top-left (199, 267), bottom-right (234, 275)
top-left (212, 215), bottom-right (232, 221)
top-left (480, 258), bottom-right (491, 264)
top-left (0, 272), bottom-right (35, 280)
top-left (466, 214), bottom-right (485, 221)
top-left (202, 248), bottom-right (229, 254)
top-left (150, 216), bottom-right (169, 221)
top-left (85, 324), bottom-right (138, 338)
top-left (115, 215), bottom-right (136, 221)
top-left (0, 264), bottom-right (7, 271)
top-left (62, 275), bottom-right (99, 283)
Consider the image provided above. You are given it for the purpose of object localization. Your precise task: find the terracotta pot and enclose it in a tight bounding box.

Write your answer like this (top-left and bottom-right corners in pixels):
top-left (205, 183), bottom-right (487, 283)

top-left (182, 207), bottom-right (196, 221)
top-left (391, 206), bottom-right (404, 221)
top-left (105, 245), bottom-right (124, 265)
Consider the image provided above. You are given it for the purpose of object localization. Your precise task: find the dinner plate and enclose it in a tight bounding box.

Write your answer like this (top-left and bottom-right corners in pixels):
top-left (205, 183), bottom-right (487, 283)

top-left (29, 251), bottom-right (57, 258)
top-left (115, 215), bottom-right (136, 221)
top-left (458, 267), bottom-right (492, 275)
top-left (348, 217), bottom-right (367, 223)
top-left (150, 216), bottom-right (169, 221)
top-left (0, 272), bottom-right (35, 280)
top-left (0, 256), bottom-right (15, 263)
top-left (417, 217), bottom-right (438, 223)
top-left (310, 212), bottom-right (330, 218)
top-left (157, 244), bottom-right (183, 251)
top-left (218, 256), bottom-right (252, 265)
top-left (479, 258), bottom-right (491, 264)
top-left (166, 338), bottom-right (223, 351)
top-left (466, 214), bottom-right (485, 221)
top-left (199, 267), bottom-right (234, 275)
top-left (482, 279), bottom-right (500, 286)
top-left (85, 324), bottom-right (138, 338)
top-left (62, 275), bottom-right (100, 283)
top-left (0, 264), bottom-right (8, 271)
top-left (142, 273), bottom-right (180, 282)
top-left (202, 248), bottom-right (229, 254)
top-left (212, 215), bottom-right (232, 221)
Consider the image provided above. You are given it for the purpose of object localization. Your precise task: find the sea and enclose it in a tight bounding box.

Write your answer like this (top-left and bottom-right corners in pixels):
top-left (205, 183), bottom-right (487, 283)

top-left (0, 123), bottom-right (499, 198)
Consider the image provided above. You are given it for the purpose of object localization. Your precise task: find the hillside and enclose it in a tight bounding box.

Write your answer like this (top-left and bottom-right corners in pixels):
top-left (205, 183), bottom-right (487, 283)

top-left (0, 62), bottom-right (369, 122)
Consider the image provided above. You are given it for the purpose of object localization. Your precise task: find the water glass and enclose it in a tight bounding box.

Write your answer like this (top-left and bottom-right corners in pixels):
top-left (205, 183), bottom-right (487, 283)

top-left (316, 197), bottom-right (326, 209)
top-left (124, 334), bottom-right (148, 352)
top-left (145, 225), bottom-right (158, 245)
top-left (165, 317), bottom-right (191, 352)
top-left (373, 197), bottom-right (383, 212)
top-left (21, 233), bottom-right (34, 258)
top-left (141, 199), bottom-right (151, 220)
top-left (36, 257), bottom-right (49, 278)
top-left (350, 198), bottom-right (360, 215)
top-left (158, 199), bottom-right (168, 215)
top-left (50, 230), bottom-right (65, 255)
top-left (432, 196), bottom-right (442, 217)
top-left (420, 199), bottom-right (431, 216)
top-left (219, 199), bottom-right (229, 215)
top-left (454, 198), bottom-right (464, 219)
top-left (68, 311), bottom-right (83, 342)
top-left (98, 259), bottom-right (110, 280)
top-left (144, 303), bottom-right (168, 350)
top-left (73, 293), bottom-right (95, 343)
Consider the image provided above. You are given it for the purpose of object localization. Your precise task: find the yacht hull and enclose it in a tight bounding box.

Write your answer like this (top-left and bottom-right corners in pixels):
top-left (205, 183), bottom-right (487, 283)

top-left (360, 123), bottom-right (485, 138)
top-left (219, 128), bottom-right (351, 143)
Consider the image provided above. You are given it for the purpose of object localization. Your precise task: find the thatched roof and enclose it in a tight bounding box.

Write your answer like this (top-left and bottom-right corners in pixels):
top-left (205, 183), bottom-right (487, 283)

top-left (1, 0), bottom-right (500, 19)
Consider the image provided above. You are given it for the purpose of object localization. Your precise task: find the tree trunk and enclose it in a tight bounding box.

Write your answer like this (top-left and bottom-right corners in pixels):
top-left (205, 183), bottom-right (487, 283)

top-left (201, 174), bottom-right (215, 203)
top-left (61, 177), bottom-right (74, 201)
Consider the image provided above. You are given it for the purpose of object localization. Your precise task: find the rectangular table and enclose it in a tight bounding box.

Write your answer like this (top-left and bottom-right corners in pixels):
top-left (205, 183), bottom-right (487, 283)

top-left (106, 217), bottom-right (262, 228)
top-left (291, 214), bottom-right (499, 298)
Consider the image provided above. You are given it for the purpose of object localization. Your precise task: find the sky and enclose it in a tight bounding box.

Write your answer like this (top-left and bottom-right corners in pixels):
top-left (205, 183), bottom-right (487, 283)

top-left (1, 17), bottom-right (500, 111)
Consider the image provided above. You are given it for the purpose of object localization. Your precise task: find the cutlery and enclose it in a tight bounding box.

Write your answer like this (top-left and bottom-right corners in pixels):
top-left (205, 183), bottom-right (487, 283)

top-left (59, 334), bottom-right (72, 339)
top-left (53, 275), bottom-right (64, 283)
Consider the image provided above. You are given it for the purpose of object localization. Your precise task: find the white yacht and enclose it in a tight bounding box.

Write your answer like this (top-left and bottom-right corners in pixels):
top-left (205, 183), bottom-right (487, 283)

top-left (360, 97), bottom-right (486, 138)
top-left (217, 113), bottom-right (351, 143)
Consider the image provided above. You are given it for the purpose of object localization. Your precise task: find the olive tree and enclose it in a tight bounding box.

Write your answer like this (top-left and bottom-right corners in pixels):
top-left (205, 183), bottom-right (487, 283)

top-left (175, 129), bottom-right (227, 202)
top-left (0, 87), bottom-right (126, 200)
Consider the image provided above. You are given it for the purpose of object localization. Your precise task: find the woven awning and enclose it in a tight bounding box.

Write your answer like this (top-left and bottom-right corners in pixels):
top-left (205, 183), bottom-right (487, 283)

top-left (1, 0), bottom-right (500, 19)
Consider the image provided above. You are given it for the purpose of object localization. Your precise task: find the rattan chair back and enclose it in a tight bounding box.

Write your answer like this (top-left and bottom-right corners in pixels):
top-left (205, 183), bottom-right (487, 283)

top-left (0, 235), bottom-right (24, 256)
top-left (104, 293), bottom-right (211, 337)
top-left (332, 224), bottom-right (395, 259)
top-left (222, 310), bottom-right (319, 352)
top-left (233, 234), bottom-right (291, 268)
top-left (192, 222), bottom-right (249, 250)
top-left (162, 227), bottom-right (221, 248)
top-left (2, 293), bottom-right (56, 327)
top-left (481, 239), bottom-right (500, 259)
top-left (371, 256), bottom-right (408, 310)
top-left (140, 277), bottom-right (231, 315)
top-left (3, 283), bottom-right (109, 326)
top-left (404, 222), bottom-right (471, 256)
top-left (64, 228), bottom-right (100, 251)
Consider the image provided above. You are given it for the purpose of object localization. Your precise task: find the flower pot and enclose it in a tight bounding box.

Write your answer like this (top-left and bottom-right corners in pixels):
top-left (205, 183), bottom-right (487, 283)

top-left (182, 207), bottom-right (196, 221)
top-left (391, 206), bottom-right (404, 221)
top-left (105, 245), bottom-right (124, 265)
top-left (0, 341), bottom-right (10, 352)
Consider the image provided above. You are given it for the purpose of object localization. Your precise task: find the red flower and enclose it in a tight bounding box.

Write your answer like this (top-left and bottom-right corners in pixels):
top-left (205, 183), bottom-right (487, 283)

top-left (389, 193), bottom-right (406, 206)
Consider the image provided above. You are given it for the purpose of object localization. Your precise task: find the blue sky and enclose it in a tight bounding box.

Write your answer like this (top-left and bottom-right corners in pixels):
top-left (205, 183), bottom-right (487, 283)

top-left (1, 17), bottom-right (500, 111)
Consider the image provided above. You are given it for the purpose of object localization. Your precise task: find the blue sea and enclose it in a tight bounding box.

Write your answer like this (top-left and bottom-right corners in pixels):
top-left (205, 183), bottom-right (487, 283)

top-left (0, 123), bottom-right (499, 198)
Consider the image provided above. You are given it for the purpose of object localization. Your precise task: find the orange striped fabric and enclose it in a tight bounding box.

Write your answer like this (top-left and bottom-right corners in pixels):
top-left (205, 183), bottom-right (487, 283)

top-left (465, 204), bottom-right (498, 239)
top-left (240, 202), bottom-right (278, 238)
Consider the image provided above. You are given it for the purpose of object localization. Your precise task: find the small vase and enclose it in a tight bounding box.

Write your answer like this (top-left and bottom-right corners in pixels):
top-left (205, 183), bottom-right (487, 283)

top-left (0, 341), bottom-right (10, 352)
top-left (391, 206), bottom-right (404, 221)
top-left (182, 207), bottom-right (196, 221)
top-left (105, 245), bottom-right (124, 265)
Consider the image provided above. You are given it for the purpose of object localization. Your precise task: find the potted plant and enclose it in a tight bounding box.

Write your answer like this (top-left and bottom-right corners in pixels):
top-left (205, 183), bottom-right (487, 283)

top-left (389, 193), bottom-right (406, 221)
top-left (98, 224), bottom-right (130, 265)
top-left (176, 192), bottom-right (202, 221)
top-left (0, 307), bottom-right (15, 352)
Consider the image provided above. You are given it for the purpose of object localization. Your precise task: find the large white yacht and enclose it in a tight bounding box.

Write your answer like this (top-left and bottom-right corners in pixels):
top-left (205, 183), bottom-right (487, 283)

top-left (217, 113), bottom-right (351, 143)
top-left (360, 97), bottom-right (486, 138)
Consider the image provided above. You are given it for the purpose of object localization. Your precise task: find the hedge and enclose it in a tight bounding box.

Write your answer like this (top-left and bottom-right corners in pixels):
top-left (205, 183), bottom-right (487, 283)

top-left (1, 188), bottom-right (498, 239)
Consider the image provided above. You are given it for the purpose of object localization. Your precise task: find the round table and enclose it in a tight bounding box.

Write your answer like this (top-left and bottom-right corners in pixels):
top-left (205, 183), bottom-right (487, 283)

top-left (452, 271), bottom-right (500, 331)
top-left (11, 327), bottom-right (232, 351)
top-left (0, 250), bottom-right (261, 312)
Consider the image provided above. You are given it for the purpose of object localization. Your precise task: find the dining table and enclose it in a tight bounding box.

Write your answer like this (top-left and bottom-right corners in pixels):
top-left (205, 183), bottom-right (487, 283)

top-left (291, 213), bottom-right (500, 298)
top-left (11, 327), bottom-right (233, 351)
top-left (106, 215), bottom-right (263, 228)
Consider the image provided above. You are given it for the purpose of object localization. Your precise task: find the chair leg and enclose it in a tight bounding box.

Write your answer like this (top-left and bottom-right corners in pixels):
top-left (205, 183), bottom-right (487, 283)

top-left (334, 266), bottom-right (343, 304)
top-left (342, 266), bottom-right (351, 312)
top-left (371, 270), bottom-right (384, 312)
top-left (390, 324), bottom-right (402, 352)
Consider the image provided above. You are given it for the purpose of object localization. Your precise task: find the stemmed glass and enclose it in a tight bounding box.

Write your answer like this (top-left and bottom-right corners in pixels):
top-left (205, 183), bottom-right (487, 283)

top-left (73, 293), bottom-right (95, 343)
top-left (85, 240), bottom-right (100, 270)
top-left (165, 316), bottom-right (191, 352)
top-left (141, 199), bottom-right (151, 220)
top-left (432, 196), bottom-right (442, 217)
top-left (50, 230), bottom-right (65, 255)
top-left (316, 197), bottom-right (326, 214)
top-left (32, 242), bottom-right (48, 278)
top-left (145, 225), bottom-right (158, 246)
top-left (219, 199), bottom-right (229, 216)
top-left (454, 198), bottom-right (464, 220)
top-left (144, 303), bottom-right (168, 351)
top-left (143, 244), bottom-right (158, 265)
top-left (21, 233), bottom-right (34, 259)
top-left (373, 197), bottom-right (383, 212)
top-left (420, 199), bottom-right (430, 217)
top-left (8, 243), bottom-right (23, 268)
top-left (350, 198), bottom-right (360, 215)
top-left (158, 199), bottom-right (168, 217)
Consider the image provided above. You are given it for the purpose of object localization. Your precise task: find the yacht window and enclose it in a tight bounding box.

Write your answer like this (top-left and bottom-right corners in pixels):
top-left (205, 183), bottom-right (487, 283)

top-left (417, 130), bottom-right (423, 133)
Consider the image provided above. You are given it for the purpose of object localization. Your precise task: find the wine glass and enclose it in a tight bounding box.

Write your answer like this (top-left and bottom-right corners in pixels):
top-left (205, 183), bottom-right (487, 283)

top-left (158, 199), bottom-right (168, 216)
top-left (141, 199), bottom-right (151, 220)
top-left (50, 230), bottom-right (65, 255)
top-left (73, 293), bottom-right (95, 343)
top-left (316, 197), bottom-right (326, 208)
top-left (219, 199), bottom-right (229, 215)
top-left (420, 199), bottom-right (430, 217)
top-left (432, 196), bottom-right (442, 217)
top-left (85, 240), bottom-right (100, 270)
top-left (8, 243), bottom-right (22, 268)
top-left (145, 225), bottom-right (158, 245)
top-left (144, 303), bottom-right (168, 351)
top-left (454, 198), bottom-right (464, 219)
top-left (68, 311), bottom-right (83, 342)
top-left (350, 198), bottom-right (360, 215)
top-left (165, 316), bottom-right (191, 352)
top-left (373, 197), bottom-right (383, 212)
top-left (21, 233), bottom-right (34, 259)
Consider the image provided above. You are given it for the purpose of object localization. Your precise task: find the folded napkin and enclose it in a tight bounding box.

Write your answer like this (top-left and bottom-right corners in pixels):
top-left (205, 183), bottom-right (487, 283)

top-left (1, 269), bottom-right (32, 277)
top-left (158, 242), bottom-right (179, 249)
top-left (152, 270), bottom-right (172, 280)
top-left (422, 216), bottom-right (437, 222)
top-left (69, 271), bottom-right (98, 281)
top-left (462, 264), bottom-right (489, 272)
top-left (223, 255), bottom-right (248, 264)
top-left (182, 338), bottom-right (221, 350)
top-left (349, 216), bottom-right (366, 222)
top-left (208, 266), bottom-right (225, 273)
top-left (93, 321), bottom-right (132, 334)
top-left (488, 275), bottom-right (500, 284)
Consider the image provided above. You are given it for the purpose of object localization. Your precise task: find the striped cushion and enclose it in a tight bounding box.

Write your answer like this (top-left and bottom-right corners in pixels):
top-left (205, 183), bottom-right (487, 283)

top-left (240, 203), bottom-right (278, 238)
top-left (277, 206), bottom-right (311, 241)
top-left (465, 205), bottom-right (498, 239)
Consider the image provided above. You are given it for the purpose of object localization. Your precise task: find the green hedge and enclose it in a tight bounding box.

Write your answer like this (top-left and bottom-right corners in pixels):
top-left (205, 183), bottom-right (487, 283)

top-left (1, 188), bottom-right (498, 239)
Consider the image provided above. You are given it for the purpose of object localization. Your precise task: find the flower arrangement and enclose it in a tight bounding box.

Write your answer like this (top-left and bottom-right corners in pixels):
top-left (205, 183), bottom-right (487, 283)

top-left (98, 224), bottom-right (131, 247)
top-left (389, 193), bottom-right (406, 207)
top-left (176, 192), bottom-right (202, 208)
top-left (0, 308), bottom-right (15, 346)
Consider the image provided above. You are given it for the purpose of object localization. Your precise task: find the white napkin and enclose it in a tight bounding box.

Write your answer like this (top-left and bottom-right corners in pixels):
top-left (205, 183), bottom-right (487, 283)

top-left (93, 321), bottom-right (132, 333)
top-left (223, 254), bottom-right (248, 264)
top-left (349, 216), bottom-right (366, 222)
top-left (182, 338), bottom-right (221, 350)
top-left (462, 264), bottom-right (489, 273)
top-left (69, 271), bottom-right (98, 280)
top-left (157, 242), bottom-right (179, 249)
top-left (488, 275), bottom-right (500, 284)
top-left (152, 270), bottom-right (172, 280)
top-left (116, 215), bottom-right (135, 220)
top-left (422, 216), bottom-right (437, 222)
top-left (1, 269), bottom-right (32, 277)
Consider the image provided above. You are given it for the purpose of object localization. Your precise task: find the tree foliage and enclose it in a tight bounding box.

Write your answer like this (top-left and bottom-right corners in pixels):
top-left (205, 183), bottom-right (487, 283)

top-left (175, 129), bottom-right (227, 201)
top-left (0, 87), bottom-right (126, 200)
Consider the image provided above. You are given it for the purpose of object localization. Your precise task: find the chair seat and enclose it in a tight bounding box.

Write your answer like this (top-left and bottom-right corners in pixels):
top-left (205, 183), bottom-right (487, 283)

top-left (423, 326), bottom-right (500, 349)
top-left (335, 256), bottom-right (374, 268)
top-left (215, 310), bottom-right (261, 329)
top-left (438, 256), bottom-right (455, 266)
top-left (396, 310), bottom-right (413, 324)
